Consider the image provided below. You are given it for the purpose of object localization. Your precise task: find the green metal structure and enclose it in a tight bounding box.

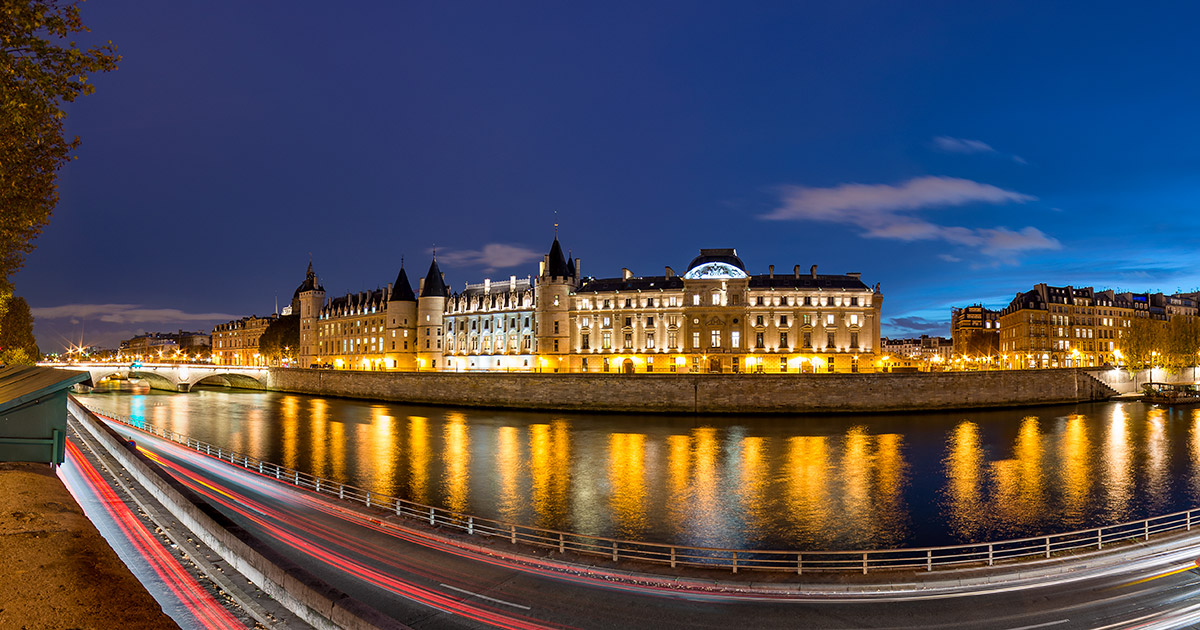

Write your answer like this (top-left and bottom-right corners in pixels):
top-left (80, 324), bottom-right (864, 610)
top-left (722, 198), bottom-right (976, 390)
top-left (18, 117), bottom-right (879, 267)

top-left (0, 366), bottom-right (91, 465)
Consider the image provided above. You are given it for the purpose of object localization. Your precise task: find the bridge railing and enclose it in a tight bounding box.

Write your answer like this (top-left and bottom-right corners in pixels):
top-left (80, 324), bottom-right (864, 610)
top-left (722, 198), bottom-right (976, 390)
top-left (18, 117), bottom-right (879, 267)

top-left (79, 403), bottom-right (1200, 575)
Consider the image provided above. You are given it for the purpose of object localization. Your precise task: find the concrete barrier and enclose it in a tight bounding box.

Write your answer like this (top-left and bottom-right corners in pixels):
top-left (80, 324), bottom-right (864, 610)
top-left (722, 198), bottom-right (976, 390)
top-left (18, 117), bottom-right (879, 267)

top-left (67, 397), bottom-right (408, 630)
top-left (265, 367), bottom-right (1119, 414)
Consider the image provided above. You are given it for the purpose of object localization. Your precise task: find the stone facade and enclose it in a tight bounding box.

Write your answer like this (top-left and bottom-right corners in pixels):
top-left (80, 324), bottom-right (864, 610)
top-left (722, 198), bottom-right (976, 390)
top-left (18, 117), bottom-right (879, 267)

top-left (292, 241), bottom-right (884, 373)
top-left (265, 367), bottom-right (1117, 414)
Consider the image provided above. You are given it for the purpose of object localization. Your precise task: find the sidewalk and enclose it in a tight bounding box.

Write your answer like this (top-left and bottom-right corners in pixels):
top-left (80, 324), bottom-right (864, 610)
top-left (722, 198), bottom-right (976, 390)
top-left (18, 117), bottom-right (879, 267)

top-left (0, 462), bottom-right (177, 630)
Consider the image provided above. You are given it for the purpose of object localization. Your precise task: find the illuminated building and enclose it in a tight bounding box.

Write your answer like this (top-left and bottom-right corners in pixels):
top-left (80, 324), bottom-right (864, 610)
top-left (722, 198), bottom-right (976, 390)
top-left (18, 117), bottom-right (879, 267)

top-left (212, 315), bottom-right (275, 366)
top-left (997, 283), bottom-right (1196, 369)
top-left (288, 240), bottom-right (883, 373)
top-left (950, 305), bottom-right (1000, 358)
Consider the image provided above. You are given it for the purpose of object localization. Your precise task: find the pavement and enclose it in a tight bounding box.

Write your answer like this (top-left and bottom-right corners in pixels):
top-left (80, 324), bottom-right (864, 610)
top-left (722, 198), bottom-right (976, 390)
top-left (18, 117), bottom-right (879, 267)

top-left (0, 462), bottom-right (177, 630)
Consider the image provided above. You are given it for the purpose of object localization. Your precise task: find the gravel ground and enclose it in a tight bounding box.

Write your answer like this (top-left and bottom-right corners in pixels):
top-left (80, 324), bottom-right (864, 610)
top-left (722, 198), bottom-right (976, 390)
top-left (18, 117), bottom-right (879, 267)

top-left (0, 462), bottom-right (177, 630)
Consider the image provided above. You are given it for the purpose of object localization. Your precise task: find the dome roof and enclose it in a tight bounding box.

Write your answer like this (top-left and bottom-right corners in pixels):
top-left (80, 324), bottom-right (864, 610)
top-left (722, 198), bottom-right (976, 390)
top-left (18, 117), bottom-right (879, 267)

top-left (684, 248), bottom-right (746, 279)
top-left (292, 262), bottom-right (323, 299)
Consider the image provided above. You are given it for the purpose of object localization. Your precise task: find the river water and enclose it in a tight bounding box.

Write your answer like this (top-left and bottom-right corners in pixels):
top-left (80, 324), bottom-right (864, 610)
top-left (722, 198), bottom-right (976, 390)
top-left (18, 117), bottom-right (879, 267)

top-left (76, 388), bottom-right (1200, 551)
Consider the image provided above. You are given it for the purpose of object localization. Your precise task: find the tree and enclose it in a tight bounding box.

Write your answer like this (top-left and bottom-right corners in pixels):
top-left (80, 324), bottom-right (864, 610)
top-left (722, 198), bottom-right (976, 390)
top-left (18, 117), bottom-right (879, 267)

top-left (1, 0), bottom-right (119, 296)
top-left (1164, 315), bottom-right (1200, 376)
top-left (258, 315), bottom-right (299, 366)
top-left (0, 296), bottom-right (40, 365)
top-left (1121, 316), bottom-right (1165, 375)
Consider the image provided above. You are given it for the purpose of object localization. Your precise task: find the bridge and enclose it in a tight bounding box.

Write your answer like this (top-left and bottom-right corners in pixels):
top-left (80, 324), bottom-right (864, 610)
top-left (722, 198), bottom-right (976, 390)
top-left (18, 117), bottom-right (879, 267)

top-left (39, 362), bottom-right (269, 392)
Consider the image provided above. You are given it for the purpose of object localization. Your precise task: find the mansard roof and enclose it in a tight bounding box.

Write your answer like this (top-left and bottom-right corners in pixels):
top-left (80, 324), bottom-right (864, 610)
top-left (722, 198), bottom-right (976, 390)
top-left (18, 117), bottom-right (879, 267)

top-left (390, 265), bottom-right (416, 302)
top-left (420, 259), bottom-right (449, 298)
top-left (578, 276), bottom-right (685, 292)
top-left (747, 274), bottom-right (869, 290)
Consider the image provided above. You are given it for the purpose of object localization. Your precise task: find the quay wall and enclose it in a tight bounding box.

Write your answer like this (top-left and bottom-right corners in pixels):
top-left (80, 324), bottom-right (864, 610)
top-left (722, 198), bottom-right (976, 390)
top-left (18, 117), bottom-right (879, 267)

top-left (264, 368), bottom-right (1118, 414)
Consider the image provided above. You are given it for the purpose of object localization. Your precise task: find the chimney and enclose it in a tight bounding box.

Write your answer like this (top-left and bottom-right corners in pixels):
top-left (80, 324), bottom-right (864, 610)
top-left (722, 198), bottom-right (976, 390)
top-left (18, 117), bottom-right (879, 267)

top-left (386, 282), bottom-right (393, 298)
top-left (846, 272), bottom-right (861, 280)
top-left (623, 268), bottom-right (633, 280)
top-left (574, 258), bottom-right (581, 278)
top-left (794, 265), bottom-right (800, 278)
top-left (769, 264), bottom-right (775, 278)
top-left (665, 266), bottom-right (675, 279)
top-left (810, 264), bottom-right (818, 279)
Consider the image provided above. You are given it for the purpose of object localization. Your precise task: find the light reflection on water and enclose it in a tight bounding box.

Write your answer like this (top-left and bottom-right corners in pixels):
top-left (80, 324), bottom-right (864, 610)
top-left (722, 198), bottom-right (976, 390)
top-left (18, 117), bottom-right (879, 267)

top-left (79, 389), bottom-right (1200, 551)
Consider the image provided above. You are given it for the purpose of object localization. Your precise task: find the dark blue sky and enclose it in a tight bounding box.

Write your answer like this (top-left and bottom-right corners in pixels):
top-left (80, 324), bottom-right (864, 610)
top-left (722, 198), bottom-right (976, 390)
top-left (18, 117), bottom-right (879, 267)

top-left (20, 1), bottom-right (1200, 351)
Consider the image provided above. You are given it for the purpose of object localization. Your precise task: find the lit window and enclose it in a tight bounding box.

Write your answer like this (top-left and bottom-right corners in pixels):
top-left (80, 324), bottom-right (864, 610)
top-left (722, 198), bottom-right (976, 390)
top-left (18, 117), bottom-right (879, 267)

top-left (826, 314), bottom-right (835, 326)
top-left (712, 293), bottom-right (721, 305)
top-left (711, 330), bottom-right (721, 347)
top-left (731, 331), bottom-right (740, 348)
top-left (692, 331), bottom-right (700, 348)
top-left (693, 294), bottom-right (701, 306)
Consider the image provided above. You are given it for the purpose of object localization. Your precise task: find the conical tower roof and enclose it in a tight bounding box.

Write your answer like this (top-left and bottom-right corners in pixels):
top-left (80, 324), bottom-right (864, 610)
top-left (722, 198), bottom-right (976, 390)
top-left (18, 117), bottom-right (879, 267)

top-left (546, 238), bottom-right (569, 278)
top-left (390, 262), bottom-right (416, 302)
top-left (566, 250), bottom-right (575, 277)
top-left (420, 258), bottom-right (449, 298)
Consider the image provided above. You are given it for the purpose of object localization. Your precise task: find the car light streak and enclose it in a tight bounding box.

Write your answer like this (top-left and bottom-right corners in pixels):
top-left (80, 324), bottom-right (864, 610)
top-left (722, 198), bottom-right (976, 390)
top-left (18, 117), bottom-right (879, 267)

top-left (135, 445), bottom-right (568, 630)
top-left (62, 439), bottom-right (244, 630)
top-left (1117, 559), bottom-right (1200, 588)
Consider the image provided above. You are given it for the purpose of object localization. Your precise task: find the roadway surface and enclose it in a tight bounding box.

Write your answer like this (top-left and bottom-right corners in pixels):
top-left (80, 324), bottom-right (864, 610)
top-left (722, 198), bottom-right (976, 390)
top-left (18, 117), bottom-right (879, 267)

top-left (104, 417), bottom-right (1200, 630)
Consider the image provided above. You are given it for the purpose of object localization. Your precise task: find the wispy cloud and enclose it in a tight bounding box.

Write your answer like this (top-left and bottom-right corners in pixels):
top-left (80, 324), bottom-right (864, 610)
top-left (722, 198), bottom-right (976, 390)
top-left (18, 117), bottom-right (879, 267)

top-left (933, 136), bottom-right (995, 154)
top-left (436, 243), bottom-right (542, 272)
top-left (933, 136), bottom-right (1026, 164)
top-left (31, 304), bottom-right (240, 324)
top-left (885, 316), bottom-right (949, 337)
top-left (761, 176), bottom-right (1058, 264)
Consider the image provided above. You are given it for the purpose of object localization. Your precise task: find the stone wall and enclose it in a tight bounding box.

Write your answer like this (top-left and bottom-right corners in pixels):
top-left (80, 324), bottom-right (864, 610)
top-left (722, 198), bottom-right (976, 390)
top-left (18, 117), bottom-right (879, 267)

top-left (265, 368), bottom-right (1119, 414)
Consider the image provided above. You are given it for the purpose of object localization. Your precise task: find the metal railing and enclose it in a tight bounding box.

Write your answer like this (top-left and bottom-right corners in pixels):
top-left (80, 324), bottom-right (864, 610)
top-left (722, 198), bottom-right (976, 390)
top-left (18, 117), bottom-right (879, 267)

top-left (77, 402), bottom-right (1200, 575)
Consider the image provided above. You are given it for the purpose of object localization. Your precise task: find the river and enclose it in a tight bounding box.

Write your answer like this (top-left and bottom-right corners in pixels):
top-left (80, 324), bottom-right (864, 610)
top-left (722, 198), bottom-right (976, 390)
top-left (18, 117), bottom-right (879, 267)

top-left (76, 388), bottom-right (1200, 551)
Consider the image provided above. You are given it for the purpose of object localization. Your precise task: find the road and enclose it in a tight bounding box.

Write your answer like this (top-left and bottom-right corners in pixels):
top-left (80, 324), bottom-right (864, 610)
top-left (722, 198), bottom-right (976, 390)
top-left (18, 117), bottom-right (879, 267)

top-left (102, 417), bottom-right (1200, 630)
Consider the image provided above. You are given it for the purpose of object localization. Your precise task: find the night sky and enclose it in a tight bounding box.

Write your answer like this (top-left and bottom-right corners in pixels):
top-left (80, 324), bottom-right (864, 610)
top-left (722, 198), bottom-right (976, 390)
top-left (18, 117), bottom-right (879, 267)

top-left (19, 1), bottom-right (1200, 351)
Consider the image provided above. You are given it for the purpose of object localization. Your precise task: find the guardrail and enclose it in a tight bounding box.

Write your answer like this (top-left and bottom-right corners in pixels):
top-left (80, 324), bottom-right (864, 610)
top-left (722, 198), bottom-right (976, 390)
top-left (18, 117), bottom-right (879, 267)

top-left (81, 404), bottom-right (1200, 575)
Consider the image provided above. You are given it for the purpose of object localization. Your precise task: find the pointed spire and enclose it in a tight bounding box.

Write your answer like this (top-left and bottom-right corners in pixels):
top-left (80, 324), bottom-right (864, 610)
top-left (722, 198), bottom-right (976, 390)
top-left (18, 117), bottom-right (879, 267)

top-left (566, 249), bottom-right (575, 277)
top-left (420, 258), bottom-right (449, 298)
top-left (390, 259), bottom-right (417, 302)
top-left (546, 236), bottom-right (568, 278)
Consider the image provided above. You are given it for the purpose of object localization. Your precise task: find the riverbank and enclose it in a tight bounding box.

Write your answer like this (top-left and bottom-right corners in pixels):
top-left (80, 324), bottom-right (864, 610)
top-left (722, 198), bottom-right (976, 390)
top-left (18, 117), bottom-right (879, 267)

top-left (0, 462), bottom-right (177, 630)
top-left (264, 366), bottom-right (1119, 414)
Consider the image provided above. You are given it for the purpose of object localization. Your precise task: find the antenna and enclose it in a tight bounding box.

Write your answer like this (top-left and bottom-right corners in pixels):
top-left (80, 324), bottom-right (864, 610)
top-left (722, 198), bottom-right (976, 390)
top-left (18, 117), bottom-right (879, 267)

top-left (554, 209), bottom-right (559, 238)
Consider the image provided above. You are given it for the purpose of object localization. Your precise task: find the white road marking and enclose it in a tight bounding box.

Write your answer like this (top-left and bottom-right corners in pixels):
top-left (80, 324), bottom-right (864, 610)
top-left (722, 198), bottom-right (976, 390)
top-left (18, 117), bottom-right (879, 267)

top-left (1007, 620), bottom-right (1070, 630)
top-left (439, 583), bottom-right (531, 610)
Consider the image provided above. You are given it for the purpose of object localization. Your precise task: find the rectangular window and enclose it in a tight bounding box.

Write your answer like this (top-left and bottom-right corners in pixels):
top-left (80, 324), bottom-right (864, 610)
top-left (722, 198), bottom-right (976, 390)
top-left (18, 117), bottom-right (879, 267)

top-left (554, 339), bottom-right (559, 352)
top-left (804, 296), bottom-right (812, 306)
top-left (624, 298), bottom-right (632, 308)
top-left (756, 296), bottom-right (764, 306)
top-left (756, 332), bottom-right (764, 348)
top-left (603, 317), bottom-right (611, 328)
top-left (851, 297), bottom-right (859, 306)
top-left (850, 314), bottom-right (859, 326)
top-left (668, 331), bottom-right (677, 349)
top-left (780, 332), bottom-right (788, 347)
top-left (554, 321), bottom-right (559, 334)
top-left (780, 315), bottom-right (788, 326)
top-left (693, 331), bottom-right (701, 348)
top-left (827, 332), bottom-right (835, 349)
top-left (646, 332), bottom-right (656, 349)
top-left (646, 316), bottom-right (654, 327)
top-left (756, 315), bottom-right (764, 326)
top-left (582, 316), bottom-right (590, 328)
top-left (582, 334), bottom-right (590, 350)
top-left (693, 294), bottom-right (701, 306)
top-left (647, 357), bottom-right (654, 372)
top-left (803, 314), bottom-right (811, 325)
top-left (850, 332), bottom-right (859, 349)
top-left (711, 293), bottom-right (720, 305)
top-left (731, 331), bottom-right (740, 348)
top-left (624, 317), bottom-right (632, 327)
top-left (711, 330), bottom-right (721, 347)
top-left (804, 332), bottom-right (812, 347)
top-left (826, 314), bottom-right (835, 326)
top-left (602, 331), bottom-right (612, 349)
top-left (624, 333), bottom-right (632, 349)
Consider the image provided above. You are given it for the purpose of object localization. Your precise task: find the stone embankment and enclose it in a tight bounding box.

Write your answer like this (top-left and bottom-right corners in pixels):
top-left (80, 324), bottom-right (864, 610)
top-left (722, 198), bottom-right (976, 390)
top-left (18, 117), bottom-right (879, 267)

top-left (264, 367), bottom-right (1119, 414)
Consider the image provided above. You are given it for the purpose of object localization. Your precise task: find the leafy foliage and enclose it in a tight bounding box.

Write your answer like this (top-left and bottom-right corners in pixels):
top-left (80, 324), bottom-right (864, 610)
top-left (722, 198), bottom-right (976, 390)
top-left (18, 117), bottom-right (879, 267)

top-left (0, 296), bottom-right (40, 364)
top-left (258, 315), bottom-right (298, 365)
top-left (1120, 317), bottom-right (1165, 373)
top-left (1, 0), bottom-right (118, 293)
top-left (1162, 315), bottom-right (1200, 374)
